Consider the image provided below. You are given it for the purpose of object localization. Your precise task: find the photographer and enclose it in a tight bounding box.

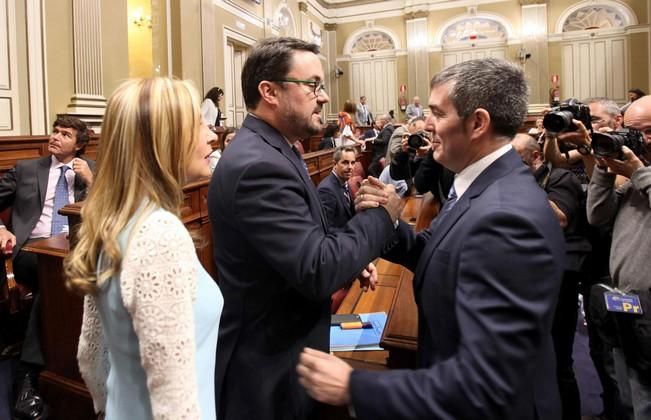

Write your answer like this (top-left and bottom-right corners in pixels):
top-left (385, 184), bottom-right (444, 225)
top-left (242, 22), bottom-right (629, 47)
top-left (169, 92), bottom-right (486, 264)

top-left (543, 98), bottom-right (624, 184)
top-left (513, 133), bottom-right (591, 420)
top-left (389, 116), bottom-right (454, 203)
top-left (542, 97), bottom-right (631, 419)
top-left (587, 95), bottom-right (651, 420)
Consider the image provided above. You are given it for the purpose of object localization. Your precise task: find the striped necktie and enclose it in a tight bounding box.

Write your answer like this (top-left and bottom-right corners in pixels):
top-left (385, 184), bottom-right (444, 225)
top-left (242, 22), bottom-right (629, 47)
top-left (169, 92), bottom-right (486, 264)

top-left (51, 165), bottom-right (70, 236)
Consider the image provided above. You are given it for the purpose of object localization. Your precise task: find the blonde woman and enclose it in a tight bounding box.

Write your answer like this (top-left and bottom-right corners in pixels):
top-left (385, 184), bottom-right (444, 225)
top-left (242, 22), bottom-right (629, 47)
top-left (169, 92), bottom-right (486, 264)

top-left (65, 78), bottom-right (222, 419)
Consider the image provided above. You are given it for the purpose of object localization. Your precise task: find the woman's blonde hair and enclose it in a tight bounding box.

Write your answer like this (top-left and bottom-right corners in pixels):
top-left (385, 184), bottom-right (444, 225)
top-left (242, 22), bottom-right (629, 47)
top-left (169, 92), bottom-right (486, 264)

top-left (65, 78), bottom-right (202, 295)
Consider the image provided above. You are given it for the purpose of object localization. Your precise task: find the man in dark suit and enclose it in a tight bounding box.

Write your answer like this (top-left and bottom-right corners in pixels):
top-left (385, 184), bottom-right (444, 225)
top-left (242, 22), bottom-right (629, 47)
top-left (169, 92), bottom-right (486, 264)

top-left (209, 37), bottom-right (402, 420)
top-left (317, 146), bottom-right (356, 230)
top-left (298, 58), bottom-right (566, 420)
top-left (0, 116), bottom-right (94, 420)
top-left (367, 114), bottom-right (394, 178)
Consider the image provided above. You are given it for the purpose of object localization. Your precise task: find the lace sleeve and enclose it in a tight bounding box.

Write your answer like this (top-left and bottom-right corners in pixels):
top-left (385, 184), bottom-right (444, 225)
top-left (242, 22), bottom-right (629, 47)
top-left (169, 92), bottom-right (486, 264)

top-left (77, 294), bottom-right (109, 414)
top-left (120, 211), bottom-right (200, 419)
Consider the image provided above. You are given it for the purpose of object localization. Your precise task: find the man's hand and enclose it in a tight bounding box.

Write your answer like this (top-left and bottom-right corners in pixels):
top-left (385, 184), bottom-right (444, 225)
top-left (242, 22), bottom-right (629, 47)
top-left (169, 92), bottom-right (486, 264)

top-left (600, 146), bottom-right (644, 179)
top-left (556, 119), bottom-right (591, 147)
top-left (72, 158), bottom-right (93, 187)
top-left (355, 177), bottom-right (388, 210)
top-left (400, 134), bottom-right (410, 152)
top-left (297, 347), bottom-right (353, 406)
top-left (0, 228), bottom-right (16, 255)
top-left (357, 262), bottom-right (378, 292)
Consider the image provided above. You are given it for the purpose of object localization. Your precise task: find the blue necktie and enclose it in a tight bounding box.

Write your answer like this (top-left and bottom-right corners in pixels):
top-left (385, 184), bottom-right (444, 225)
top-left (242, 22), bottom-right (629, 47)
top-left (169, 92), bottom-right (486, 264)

top-left (437, 185), bottom-right (457, 219)
top-left (51, 165), bottom-right (70, 236)
top-left (342, 182), bottom-right (351, 205)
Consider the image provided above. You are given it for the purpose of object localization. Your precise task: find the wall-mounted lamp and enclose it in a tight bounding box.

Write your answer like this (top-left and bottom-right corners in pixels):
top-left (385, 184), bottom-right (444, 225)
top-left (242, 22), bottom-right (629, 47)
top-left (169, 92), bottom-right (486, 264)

top-left (334, 66), bottom-right (344, 79)
top-left (132, 10), bottom-right (152, 29)
top-left (516, 47), bottom-right (531, 65)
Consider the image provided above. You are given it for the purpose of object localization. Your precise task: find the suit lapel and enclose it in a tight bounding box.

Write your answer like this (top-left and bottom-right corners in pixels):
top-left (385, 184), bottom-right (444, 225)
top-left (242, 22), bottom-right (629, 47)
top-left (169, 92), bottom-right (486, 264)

top-left (37, 156), bottom-right (50, 210)
top-left (243, 116), bottom-right (329, 230)
top-left (412, 149), bottom-right (522, 290)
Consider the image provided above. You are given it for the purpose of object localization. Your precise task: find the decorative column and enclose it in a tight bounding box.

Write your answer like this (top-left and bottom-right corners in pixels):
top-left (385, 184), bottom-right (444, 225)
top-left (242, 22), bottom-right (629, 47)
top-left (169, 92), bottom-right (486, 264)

top-left (298, 2), bottom-right (309, 41)
top-left (65, 0), bottom-right (106, 129)
top-left (323, 22), bottom-right (338, 119)
top-left (520, 0), bottom-right (550, 111)
top-left (27, 0), bottom-right (48, 134)
top-left (405, 11), bottom-right (430, 109)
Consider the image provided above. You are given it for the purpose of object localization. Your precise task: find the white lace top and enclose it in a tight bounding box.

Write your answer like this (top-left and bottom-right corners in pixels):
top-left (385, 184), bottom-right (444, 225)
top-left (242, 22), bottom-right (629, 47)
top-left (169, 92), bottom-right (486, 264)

top-left (77, 208), bottom-right (222, 420)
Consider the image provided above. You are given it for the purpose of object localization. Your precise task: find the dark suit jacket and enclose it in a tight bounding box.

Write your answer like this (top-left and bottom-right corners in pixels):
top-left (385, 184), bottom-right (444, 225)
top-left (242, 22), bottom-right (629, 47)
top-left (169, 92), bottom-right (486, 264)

top-left (0, 155), bottom-right (95, 254)
top-left (317, 172), bottom-right (355, 230)
top-left (209, 115), bottom-right (396, 420)
top-left (349, 149), bottom-right (566, 420)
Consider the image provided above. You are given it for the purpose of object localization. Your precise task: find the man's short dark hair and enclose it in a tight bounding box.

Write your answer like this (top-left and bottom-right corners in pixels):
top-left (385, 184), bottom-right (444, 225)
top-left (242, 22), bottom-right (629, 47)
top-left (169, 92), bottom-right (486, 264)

top-left (54, 116), bottom-right (90, 155)
top-left (323, 123), bottom-right (339, 138)
top-left (430, 58), bottom-right (527, 138)
top-left (242, 37), bottom-right (320, 109)
top-left (333, 146), bottom-right (356, 163)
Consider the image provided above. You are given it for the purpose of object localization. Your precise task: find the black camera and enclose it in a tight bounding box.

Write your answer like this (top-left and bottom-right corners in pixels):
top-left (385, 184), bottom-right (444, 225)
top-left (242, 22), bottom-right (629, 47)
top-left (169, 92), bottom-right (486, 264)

top-left (407, 131), bottom-right (429, 149)
top-left (591, 129), bottom-right (646, 159)
top-left (543, 99), bottom-right (592, 133)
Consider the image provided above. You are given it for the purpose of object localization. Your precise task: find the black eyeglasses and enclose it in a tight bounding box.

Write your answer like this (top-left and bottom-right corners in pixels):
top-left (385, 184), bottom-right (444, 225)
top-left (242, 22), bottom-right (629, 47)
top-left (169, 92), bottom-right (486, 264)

top-left (274, 78), bottom-right (326, 96)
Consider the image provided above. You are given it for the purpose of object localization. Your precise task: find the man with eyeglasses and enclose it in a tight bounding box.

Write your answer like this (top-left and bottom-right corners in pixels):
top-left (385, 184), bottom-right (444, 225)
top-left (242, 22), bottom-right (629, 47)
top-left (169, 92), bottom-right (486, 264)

top-left (209, 37), bottom-right (402, 420)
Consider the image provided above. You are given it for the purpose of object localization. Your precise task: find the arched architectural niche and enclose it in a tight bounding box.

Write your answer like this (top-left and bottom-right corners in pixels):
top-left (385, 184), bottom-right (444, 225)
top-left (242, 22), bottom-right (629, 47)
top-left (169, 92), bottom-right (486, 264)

top-left (343, 26), bottom-right (402, 56)
top-left (434, 12), bottom-right (515, 49)
top-left (555, 0), bottom-right (638, 34)
top-left (273, 4), bottom-right (297, 37)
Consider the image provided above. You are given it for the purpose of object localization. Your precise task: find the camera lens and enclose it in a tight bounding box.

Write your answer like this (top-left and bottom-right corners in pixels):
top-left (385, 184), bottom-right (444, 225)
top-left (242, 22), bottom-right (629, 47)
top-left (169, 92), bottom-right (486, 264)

top-left (408, 133), bottom-right (425, 149)
top-left (591, 132), bottom-right (621, 158)
top-left (543, 111), bottom-right (574, 133)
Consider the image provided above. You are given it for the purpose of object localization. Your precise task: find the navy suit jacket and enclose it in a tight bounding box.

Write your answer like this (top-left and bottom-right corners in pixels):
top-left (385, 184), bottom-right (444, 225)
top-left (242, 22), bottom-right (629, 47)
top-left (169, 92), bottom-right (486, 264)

top-left (317, 172), bottom-right (355, 230)
top-left (209, 115), bottom-right (397, 420)
top-left (349, 149), bottom-right (566, 420)
top-left (0, 155), bottom-right (95, 254)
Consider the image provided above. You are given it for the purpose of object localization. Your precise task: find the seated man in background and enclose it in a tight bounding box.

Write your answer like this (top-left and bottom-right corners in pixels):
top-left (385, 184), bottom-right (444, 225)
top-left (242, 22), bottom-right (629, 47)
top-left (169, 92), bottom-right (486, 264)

top-left (0, 116), bottom-right (95, 420)
top-left (317, 146), bottom-right (357, 230)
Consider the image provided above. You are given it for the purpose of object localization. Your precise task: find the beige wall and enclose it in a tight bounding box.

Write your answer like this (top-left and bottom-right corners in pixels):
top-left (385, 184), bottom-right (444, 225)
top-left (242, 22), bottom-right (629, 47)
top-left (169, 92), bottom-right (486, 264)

top-left (14, 0), bottom-right (31, 133)
top-left (44, 0), bottom-right (76, 124)
top-left (128, 0), bottom-right (154, 78)
top-left (103, 0), bottom-right (130, 99)
top-left (8, 0), bottom-right (650, 136)
top-left (629, 32), bottom-right (650, 91)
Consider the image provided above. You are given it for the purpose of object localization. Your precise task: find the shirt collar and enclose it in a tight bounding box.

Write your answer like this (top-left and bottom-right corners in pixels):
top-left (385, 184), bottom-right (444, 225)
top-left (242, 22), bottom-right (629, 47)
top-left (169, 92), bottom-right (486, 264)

top-left (50, 155), bottom-right (74, 169)
top-left (454, 143), bottom-right (512, 199)
top-left (331, 169), bottom-right (347, 186)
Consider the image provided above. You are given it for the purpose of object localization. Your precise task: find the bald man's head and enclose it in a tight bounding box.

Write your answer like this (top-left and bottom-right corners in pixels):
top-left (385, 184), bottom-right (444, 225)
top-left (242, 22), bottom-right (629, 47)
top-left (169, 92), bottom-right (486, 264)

top-left (624, 95), bottom-right (651, 157)
top-left (512, 133), bottom-right (543, 171)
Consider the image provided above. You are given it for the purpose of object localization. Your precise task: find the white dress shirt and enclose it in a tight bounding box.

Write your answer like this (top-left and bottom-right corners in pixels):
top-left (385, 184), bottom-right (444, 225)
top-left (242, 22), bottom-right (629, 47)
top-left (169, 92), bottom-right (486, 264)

top-left (453, 143), bottom-right (512, 199)
top-left (30, 155), bottom-right (76, 238)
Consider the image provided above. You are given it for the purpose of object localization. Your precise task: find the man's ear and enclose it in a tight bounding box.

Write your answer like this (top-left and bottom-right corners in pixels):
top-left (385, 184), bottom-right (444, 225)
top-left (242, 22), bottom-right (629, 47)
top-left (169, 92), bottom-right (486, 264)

top-left (258, 81), bottom-right (280, 106)
top-left (467, 108), bottom-right (491, 140)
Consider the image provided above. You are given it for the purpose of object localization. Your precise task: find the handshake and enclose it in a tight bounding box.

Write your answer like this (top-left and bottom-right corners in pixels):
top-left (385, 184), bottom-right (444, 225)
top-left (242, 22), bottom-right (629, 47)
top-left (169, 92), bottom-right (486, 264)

top-left (354, 176), bottom-right (404, 224)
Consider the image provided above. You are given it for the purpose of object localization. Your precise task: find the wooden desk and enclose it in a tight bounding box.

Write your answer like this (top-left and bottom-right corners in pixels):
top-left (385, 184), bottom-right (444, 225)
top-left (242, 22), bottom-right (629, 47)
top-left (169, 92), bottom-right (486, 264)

top-left (23, 235), bottom-right (94, 420)
top-left (332, 195), bottom-right (424, 371)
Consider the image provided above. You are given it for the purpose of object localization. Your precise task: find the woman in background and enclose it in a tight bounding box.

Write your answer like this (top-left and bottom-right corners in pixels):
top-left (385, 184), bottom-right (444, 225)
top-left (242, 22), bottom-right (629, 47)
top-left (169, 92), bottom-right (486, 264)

top-left (318, 123), bottom-right (339, 150)
top-left (65, 78), bottom-right (222, 420)
top-left (338, 100), bottom-right (364, 147)
top-left (202, 86), bottom-right (224, 128)
top-left (208, 126), bottom-right (237, 173)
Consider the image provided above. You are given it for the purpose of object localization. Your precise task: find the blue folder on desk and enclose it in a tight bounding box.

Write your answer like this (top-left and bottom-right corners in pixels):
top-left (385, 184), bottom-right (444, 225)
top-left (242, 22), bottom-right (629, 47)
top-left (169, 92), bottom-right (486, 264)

top-left (330, 312), bottom-right (387, 352)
